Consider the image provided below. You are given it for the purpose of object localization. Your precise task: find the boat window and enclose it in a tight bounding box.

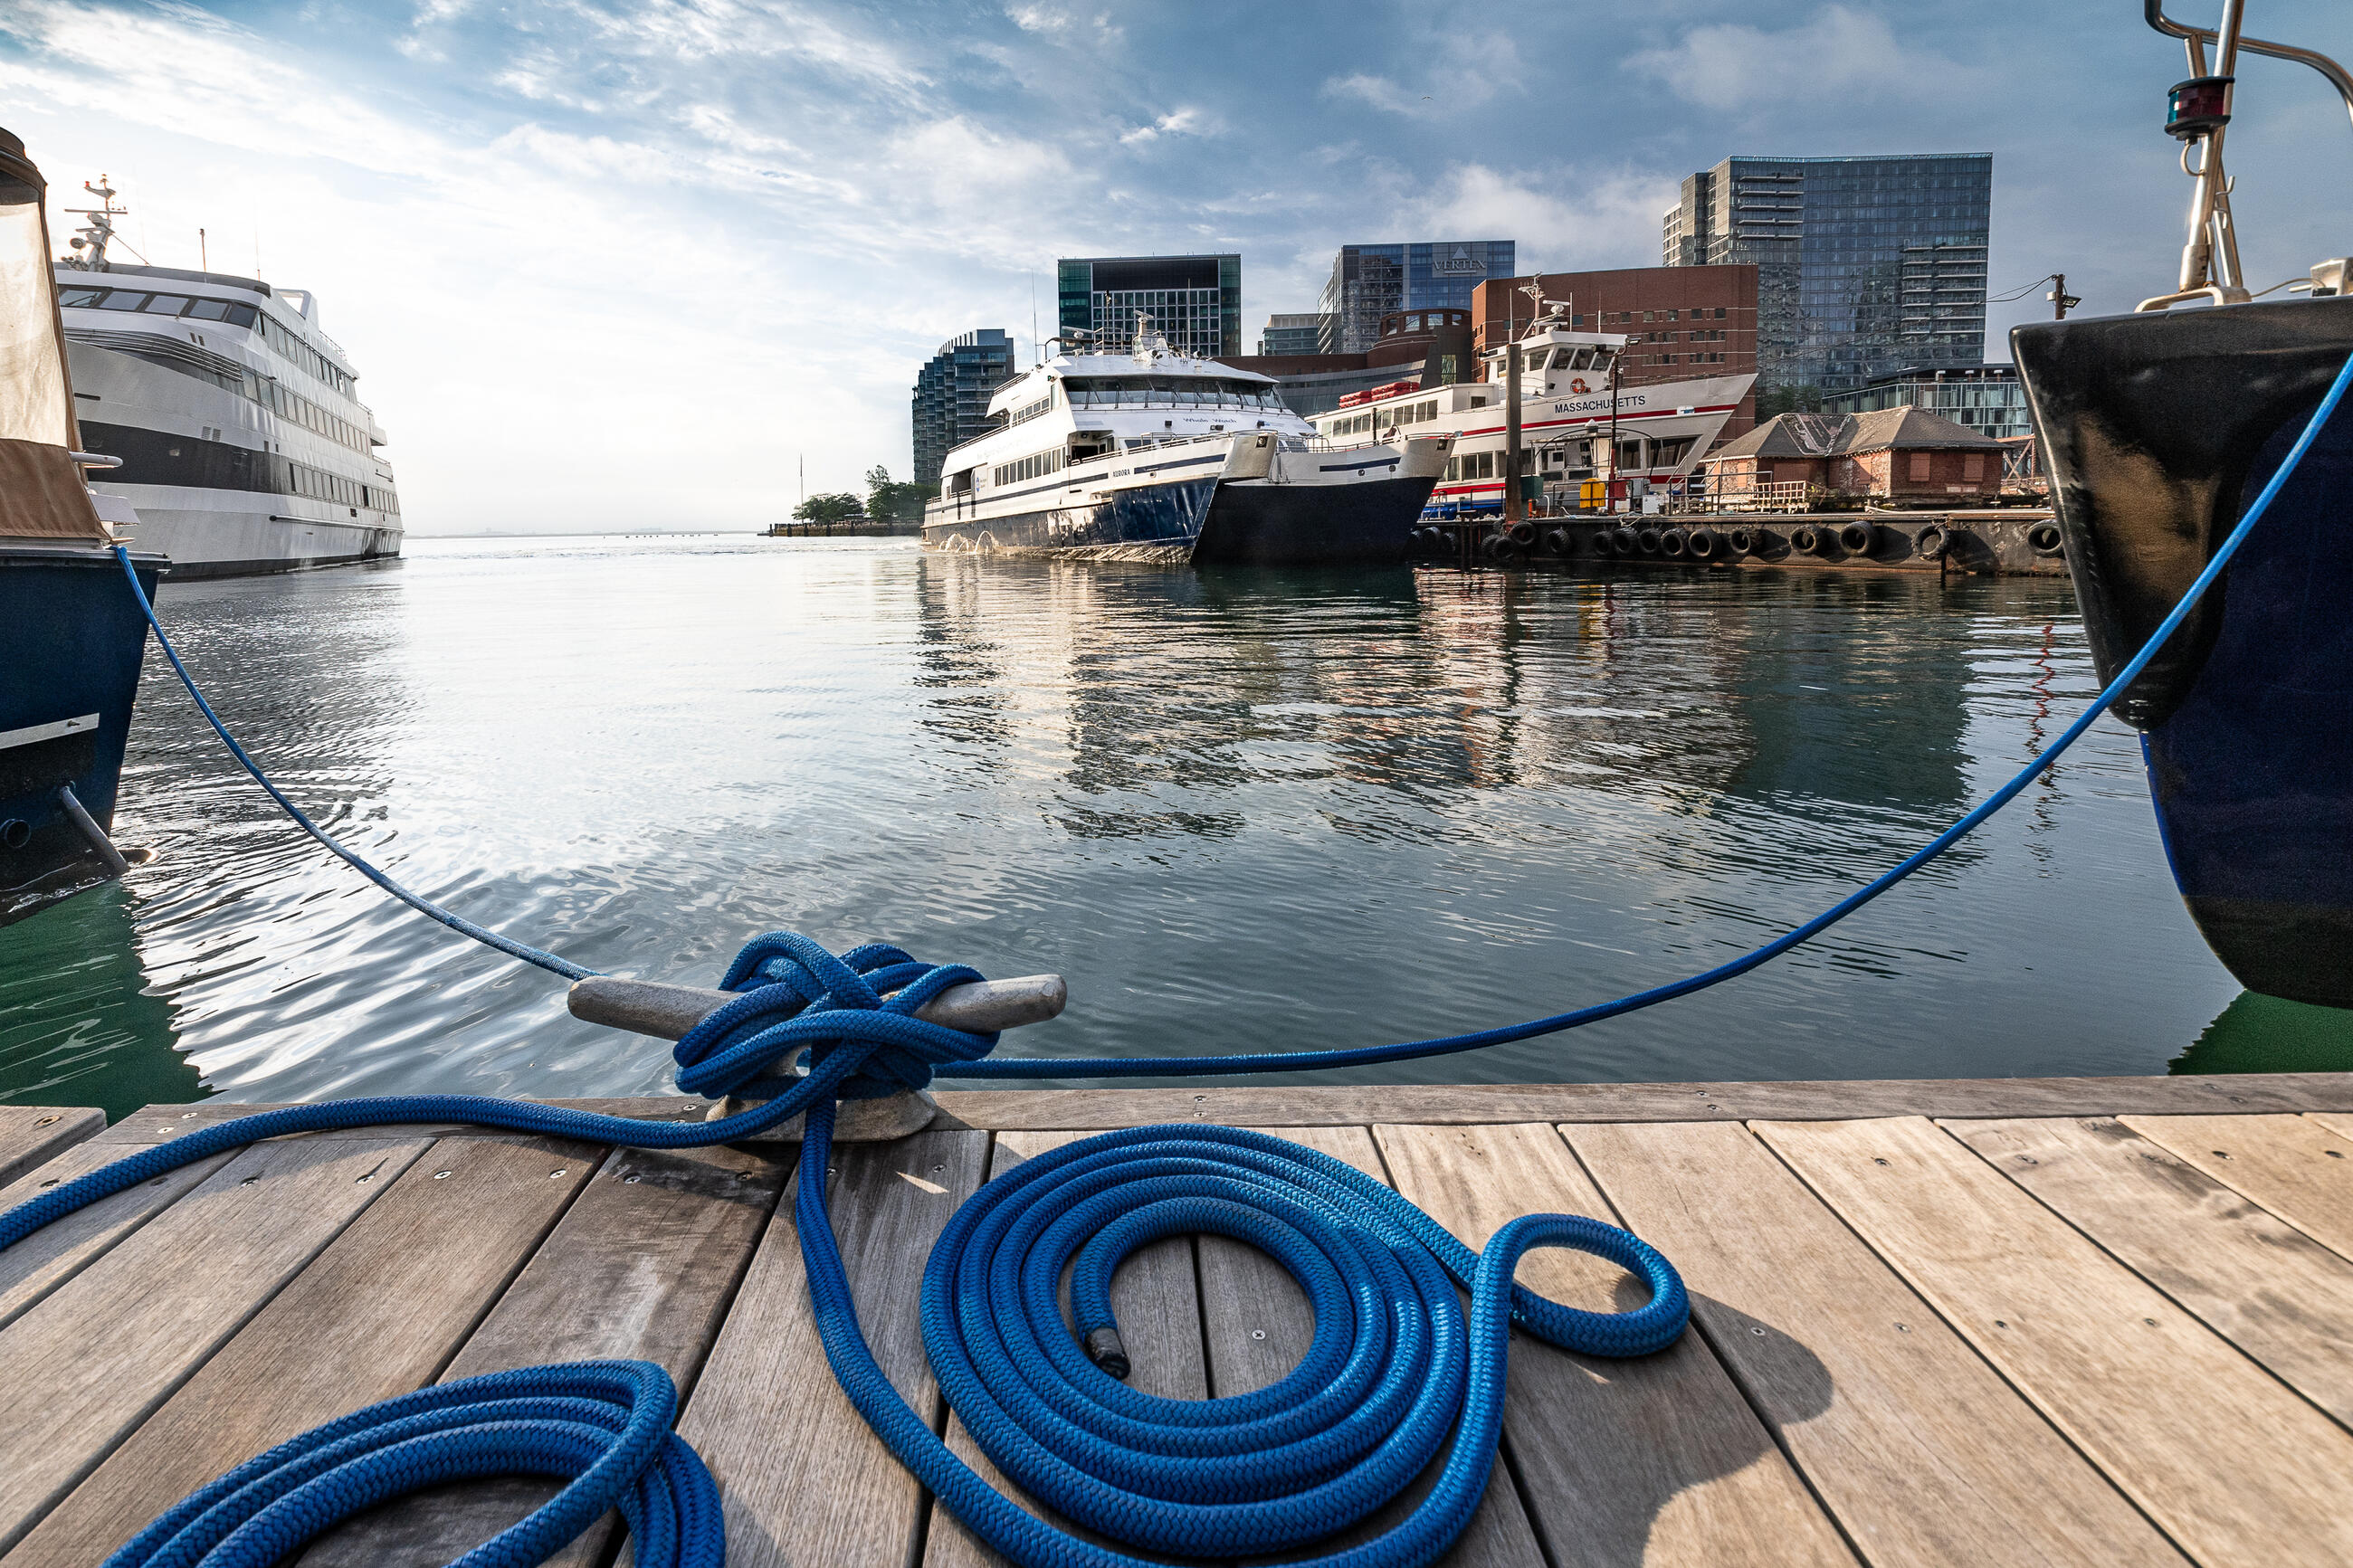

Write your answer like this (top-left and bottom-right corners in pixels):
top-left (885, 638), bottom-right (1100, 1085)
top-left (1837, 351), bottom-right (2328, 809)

top-left (98, 291), bottom-right (147, 310)
top-left (142, 295), bottom-right (193, 316)
top-left (58, 287), bottom-right (106, 308)
top-left (185, 299), bottom-right (230, 320)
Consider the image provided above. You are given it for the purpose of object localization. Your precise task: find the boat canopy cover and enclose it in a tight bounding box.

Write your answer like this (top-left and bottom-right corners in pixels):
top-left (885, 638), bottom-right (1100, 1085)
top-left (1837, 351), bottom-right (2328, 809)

top-left (0, 128), bottom-right (103, 542)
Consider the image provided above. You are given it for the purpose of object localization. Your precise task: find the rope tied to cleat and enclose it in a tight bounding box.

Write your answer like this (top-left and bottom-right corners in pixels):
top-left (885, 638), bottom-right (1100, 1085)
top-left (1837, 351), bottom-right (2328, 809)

top-left (17, 347), bottom-right (2348, 1564)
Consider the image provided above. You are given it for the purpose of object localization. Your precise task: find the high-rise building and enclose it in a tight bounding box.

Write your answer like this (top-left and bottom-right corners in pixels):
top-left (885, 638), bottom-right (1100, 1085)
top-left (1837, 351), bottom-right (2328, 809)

top-left (1257, 313), bottom-right (1329, 356)
top-left (1318, 242), bottom-right (1517, 354)
top-left (910, 328), bottom-right (1014, 488)
top-left (1056, 255), bottom-right (1241, 358)
top-left (1662, 154), bottom-right (1990, 405)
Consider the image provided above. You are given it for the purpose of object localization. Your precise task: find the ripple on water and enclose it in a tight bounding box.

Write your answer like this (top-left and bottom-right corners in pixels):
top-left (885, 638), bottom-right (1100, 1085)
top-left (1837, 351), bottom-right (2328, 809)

top-left (0, 536), bottom-right (2291, 1114)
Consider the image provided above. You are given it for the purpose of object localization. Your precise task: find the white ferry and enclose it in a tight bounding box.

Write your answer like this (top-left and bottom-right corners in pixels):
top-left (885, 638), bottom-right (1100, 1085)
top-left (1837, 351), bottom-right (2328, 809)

top-left (925, 321), bottom-right (1450, 565)
top-left (1310, 307), bottom-right (1757, 515)
top-left (52, 180), bottom-right (400, 577)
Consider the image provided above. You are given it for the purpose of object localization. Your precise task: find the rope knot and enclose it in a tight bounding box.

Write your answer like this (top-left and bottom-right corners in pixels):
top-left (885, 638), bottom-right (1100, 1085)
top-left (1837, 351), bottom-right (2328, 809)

top-left (671, 932), bottom-right (996, 1104)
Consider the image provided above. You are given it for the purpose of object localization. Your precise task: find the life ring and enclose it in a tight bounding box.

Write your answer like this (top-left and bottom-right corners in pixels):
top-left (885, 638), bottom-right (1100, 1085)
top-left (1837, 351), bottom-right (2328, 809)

top-left (1569, 378), bottom-right (1590, 394)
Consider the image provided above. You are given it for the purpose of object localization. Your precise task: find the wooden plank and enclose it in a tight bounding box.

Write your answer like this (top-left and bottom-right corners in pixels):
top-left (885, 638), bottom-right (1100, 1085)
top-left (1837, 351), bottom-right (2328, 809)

top-left (1568, 1119), bottom-right (2183, 1566)
top-left (1377, 1124), bottom-right (1853, 1568)
top-left (1948, 1117), bottom-right (2353, 1427)
top-left (1203, 1126), bottom-right (1540, 1567)
top-left (0, 1140), bottom-right (237, 1333)
top-left (929, 1073), bottom-right (2353, 1131)
top-left (0, 1107), bottom-right (105, 1189)
top-left (0, 1135), bottom-right (430, 1554)
top-left (2120, 1113), bottom-right (2353, 1259)
top-left (674, 1128), bottom-right (989, 1568)
top-left (922, 1129), bottom-right (1207, 1568)
top-left (7, 1131), bottom-right (599, 1568)
top-left (84, 1098), bottom-right (712, 1145)
top-left (1758, 1116), bottom-right (2353, 1568)
top-left (294, 1140), bottom-right (791, 1568)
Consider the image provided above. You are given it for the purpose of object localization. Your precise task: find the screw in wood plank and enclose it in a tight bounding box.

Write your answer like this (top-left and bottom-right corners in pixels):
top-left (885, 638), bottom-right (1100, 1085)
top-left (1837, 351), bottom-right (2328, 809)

top-left (549, 1170), bottom-right (567, 1178)
top-left (33, 1115), bottom-right (57, 1126)
top-left (2212, 1150), bottom-right (2231, 1159)
top-left (2329, 1150), bottom-right (2345, 1159)
top-left (1874, 1158), bottom-right (1889, 1165)
top-left (433, 1170), bottom-right (452, 1180)
top-left (624, 1174), bottom-right (642, 1183)
top-left (2143, 1317), bottom-right (2158, 1326)
top-left (1252, 1330), bottom-right (1266, 1340)
top-left (241, 1176), bottom-right (258, 1185)
top-left (1750, 1326), bottom-right (1766, 1336)
top-left (39, 1178), bottom-right (58, 1189)
top-left (1994, 1320), bottom-right (2007, 1328)
top-left (1895, 1323), bottom-right (1910, 1332)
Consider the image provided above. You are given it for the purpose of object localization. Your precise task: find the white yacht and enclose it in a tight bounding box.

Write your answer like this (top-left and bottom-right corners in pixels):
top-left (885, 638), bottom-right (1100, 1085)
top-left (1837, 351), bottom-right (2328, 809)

top-left (925, 321), bottom-right (1450, 565)
top-left (1310, 307), bottom-right (1758, 515)
top-left (52, 180), bottom-right (401, 576)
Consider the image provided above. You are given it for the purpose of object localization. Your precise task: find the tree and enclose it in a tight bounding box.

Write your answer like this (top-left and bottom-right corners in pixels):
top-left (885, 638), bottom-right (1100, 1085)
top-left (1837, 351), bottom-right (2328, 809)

top-left (793, 491), bottom-right (864, 522)
top-left (863, 464), bottom-right (938, 524)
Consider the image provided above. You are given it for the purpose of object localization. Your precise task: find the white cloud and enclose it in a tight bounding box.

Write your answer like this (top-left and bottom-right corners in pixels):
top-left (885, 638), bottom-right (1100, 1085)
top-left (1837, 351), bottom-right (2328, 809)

top-left (1627, 4), bottom-right (1965, 111)
top-left (1119, 107), bottom-right (1208, 146)
top-left (1319, 73), bottom-right (1432, 117)
top-left (1413, 163), bottom-right (1681, 274)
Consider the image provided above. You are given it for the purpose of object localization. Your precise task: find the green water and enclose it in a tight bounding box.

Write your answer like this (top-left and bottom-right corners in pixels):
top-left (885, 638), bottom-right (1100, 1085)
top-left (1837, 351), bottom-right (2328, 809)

top-left (4, 535), bottom-right (2346, 1122)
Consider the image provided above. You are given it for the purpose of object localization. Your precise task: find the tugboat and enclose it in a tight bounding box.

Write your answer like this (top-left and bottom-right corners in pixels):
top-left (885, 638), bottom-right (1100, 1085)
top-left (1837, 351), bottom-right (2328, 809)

top-left (0, 128), bottom-right (162, 925)
top-left (2012, 3), bottom-right (2353, 1006)
top-left (923, 318), bottom-right (1451, 565)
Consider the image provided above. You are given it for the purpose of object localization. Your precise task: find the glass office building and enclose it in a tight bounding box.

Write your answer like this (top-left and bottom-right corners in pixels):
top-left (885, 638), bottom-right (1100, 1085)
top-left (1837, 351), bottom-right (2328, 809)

top-left (910, 328), bottom-right (1014, 487)
top-left (1057, 255), bottom-right (1242, 358)
top-left (1823, 362), bottom-right (2033, 442)
top-left (1257, 313), bottom-right (1330, 356)
top-left (1318, 242), bottom-right (1517, 354)
top-left (1662, 155), bottom-right (1989, 404)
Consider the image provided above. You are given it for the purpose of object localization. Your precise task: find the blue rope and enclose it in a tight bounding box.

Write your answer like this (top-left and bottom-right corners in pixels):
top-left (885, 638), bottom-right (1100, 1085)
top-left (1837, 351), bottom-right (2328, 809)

top-left (2, 934), bottom-right (1682, 1568)
top-left (38, 353), bottom-right (2342, 1565)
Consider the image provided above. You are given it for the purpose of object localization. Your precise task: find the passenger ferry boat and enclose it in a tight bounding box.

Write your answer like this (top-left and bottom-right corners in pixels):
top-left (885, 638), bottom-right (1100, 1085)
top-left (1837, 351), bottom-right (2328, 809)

top-left (1308, 308), bottom-right (1755, 516)
top-left (924, 321), bottom-right (1450, 565)
top-left (52, 181), bottom-right (400, 577)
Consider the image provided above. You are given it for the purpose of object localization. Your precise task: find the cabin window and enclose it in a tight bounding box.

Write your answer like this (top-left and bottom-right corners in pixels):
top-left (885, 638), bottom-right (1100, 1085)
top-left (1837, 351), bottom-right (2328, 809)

top-left (58, 288), bottom-right (106, 308)
top-left (98, 291), bottom-right (147, 310)
top-left (142, 294), bottom-right (193, 316)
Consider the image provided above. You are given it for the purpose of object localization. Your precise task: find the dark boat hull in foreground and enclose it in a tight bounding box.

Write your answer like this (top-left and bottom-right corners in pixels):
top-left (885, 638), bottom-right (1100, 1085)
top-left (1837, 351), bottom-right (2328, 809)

top-left (2015, 298), bottom-right (2353, 1006)
top-left (0, 543), bottom-right (161, 924)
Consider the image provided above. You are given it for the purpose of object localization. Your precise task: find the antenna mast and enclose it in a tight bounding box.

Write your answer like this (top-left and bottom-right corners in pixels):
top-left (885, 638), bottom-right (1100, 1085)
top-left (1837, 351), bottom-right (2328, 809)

top-left (62, 176), bottom-right (139, 271)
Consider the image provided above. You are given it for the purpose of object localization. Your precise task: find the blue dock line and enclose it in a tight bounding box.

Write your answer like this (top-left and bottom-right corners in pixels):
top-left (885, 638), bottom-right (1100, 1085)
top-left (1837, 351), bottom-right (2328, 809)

top-left (14, 350), bottom-right (2344, 1567)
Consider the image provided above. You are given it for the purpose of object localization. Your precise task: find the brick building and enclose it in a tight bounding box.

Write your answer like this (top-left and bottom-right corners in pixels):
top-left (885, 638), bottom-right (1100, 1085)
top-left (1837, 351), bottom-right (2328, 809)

top-left (1471, 264), bottom-right (1758, 438)
top-left (1697, 407), bottom-right (2003, 503)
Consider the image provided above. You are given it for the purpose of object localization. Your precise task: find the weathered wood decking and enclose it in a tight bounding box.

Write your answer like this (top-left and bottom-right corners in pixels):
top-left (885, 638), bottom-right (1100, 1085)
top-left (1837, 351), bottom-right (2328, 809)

top-left (4, 1073), bottom-right (2353, 1567)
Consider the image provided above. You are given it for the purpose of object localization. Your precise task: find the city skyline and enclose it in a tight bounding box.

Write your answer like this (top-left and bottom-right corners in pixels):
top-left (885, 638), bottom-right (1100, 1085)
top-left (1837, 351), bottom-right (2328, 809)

top-left (6, 2), bottom-right (2347, 533)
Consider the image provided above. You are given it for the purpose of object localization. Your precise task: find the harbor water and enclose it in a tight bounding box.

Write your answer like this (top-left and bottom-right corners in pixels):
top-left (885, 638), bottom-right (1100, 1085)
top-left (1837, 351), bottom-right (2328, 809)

top-left (5, 534), bottom-right (2348, 1122)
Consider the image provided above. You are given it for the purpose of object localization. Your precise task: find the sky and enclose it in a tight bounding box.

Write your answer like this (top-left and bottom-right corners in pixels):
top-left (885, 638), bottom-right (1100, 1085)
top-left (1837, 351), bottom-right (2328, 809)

top-left (4, 1), bottom-right (2350, 535)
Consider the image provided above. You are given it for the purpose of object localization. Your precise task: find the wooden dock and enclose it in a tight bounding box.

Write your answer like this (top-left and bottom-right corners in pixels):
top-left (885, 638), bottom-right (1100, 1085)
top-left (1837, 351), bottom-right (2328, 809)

top-left (5, 1072), bottom-right (2353, 1567)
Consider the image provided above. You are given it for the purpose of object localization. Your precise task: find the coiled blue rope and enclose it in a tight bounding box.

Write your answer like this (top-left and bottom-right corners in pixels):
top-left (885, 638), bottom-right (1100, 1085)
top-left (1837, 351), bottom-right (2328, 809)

top-left (3, 934), bottom-right (1682, 1568)
top-left (37, 352), bottom-right (2345, 1565)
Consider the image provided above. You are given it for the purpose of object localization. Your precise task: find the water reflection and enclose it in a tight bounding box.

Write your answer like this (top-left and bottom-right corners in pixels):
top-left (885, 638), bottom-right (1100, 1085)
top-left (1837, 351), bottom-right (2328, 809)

top-left (0, 537), bottom-right (2269, 1116)
top-left (2173, 991), bottom-right (2353, 1075)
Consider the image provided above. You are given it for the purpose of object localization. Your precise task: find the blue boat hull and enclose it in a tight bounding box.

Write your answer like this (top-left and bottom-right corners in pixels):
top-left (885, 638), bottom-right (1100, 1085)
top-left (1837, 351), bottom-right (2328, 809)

top-left (924, 479), bottom-right (1217, 554)
top-left (1, 546), bottom-right (159, 923)
top-left (2015, 299), bottom-right (2353, 1005)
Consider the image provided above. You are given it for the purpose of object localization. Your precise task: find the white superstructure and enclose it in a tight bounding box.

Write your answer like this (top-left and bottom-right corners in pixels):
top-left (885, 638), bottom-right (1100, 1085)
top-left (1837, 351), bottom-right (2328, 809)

top-left (53, 179), bottom-right (400, 576)
top-left (1310, 309), bottom-right (1757, 515)
top-left (924, 322), bottom-right (1449, 565)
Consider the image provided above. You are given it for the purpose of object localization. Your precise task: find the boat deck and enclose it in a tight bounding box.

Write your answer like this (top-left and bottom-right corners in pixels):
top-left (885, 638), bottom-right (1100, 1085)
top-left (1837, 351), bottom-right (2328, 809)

top-left (5, 1072), bottom-right (2353, 1567)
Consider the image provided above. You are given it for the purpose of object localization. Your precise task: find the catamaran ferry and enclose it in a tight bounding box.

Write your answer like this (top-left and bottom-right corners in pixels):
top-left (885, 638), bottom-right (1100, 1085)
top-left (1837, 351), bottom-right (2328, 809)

top-left (1310, 307), bottom-right (1757, 515)
top-left (52, 179), bottom-right (400, 577)
top-left (925, 323), bottom-right (1449, 565)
